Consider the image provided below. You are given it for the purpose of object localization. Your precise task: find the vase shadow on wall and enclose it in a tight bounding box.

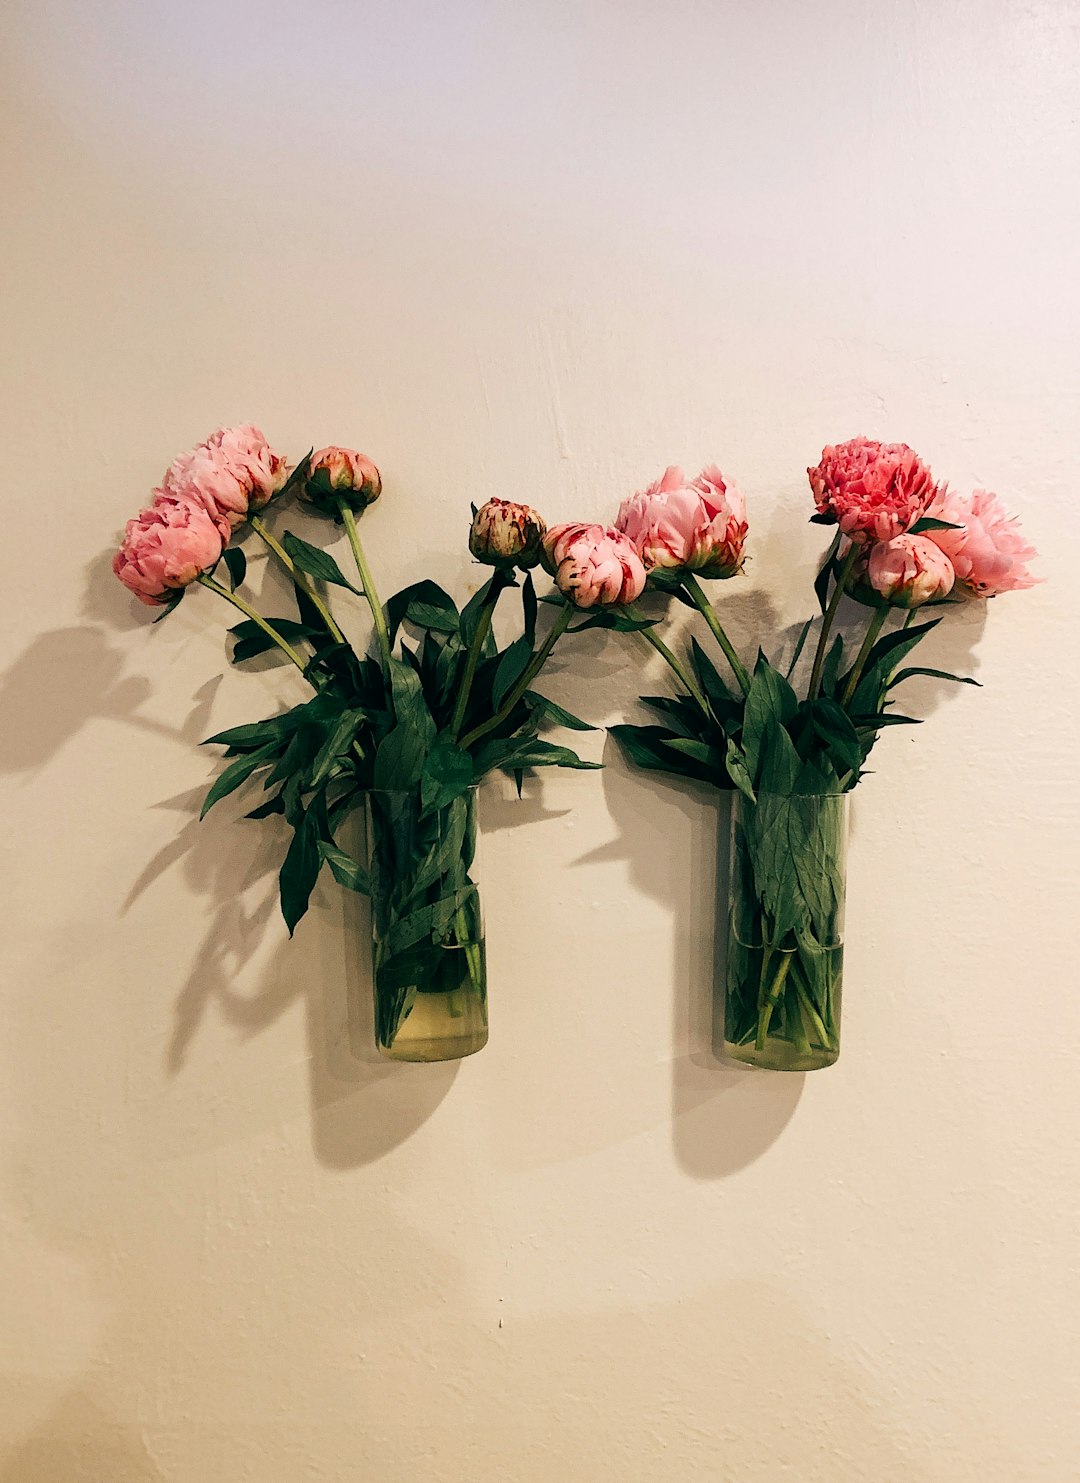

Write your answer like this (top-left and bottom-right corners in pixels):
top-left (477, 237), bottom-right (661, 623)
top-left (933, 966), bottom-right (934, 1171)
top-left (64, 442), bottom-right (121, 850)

top-left (121, 782), bottom-right (458, 1171)
top-left (0, 553), bottom-right (458, 1171)
top-left (597, 756), bottom-right (805, 1179)
top-left (0, 1391), bottom-right (166, 1483)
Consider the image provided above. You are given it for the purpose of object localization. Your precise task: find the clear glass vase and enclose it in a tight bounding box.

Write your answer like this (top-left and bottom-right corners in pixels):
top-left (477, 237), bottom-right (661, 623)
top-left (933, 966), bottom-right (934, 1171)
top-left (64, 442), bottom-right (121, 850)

top-left (723, 791), bottom-right (848, 1072)
top-left (365, 786), bottom-right (487, 1062)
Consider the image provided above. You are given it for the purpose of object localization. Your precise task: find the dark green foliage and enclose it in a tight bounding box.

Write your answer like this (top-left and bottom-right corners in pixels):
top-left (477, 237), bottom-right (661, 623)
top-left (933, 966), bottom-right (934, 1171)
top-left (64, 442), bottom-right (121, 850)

top-left (202, 560), bottom-right (594, 935)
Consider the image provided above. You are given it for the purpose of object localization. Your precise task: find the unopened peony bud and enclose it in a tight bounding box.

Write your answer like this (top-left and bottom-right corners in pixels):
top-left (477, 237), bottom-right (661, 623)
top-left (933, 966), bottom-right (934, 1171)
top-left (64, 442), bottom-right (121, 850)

top-left (867, 533), bottom-right (955, 608)
top-left (541, 522), bottom-right (647, 609)
top-left (302, 446), bottom-right (382, 516)
top-left (469, 498), bottom-right (546, 570)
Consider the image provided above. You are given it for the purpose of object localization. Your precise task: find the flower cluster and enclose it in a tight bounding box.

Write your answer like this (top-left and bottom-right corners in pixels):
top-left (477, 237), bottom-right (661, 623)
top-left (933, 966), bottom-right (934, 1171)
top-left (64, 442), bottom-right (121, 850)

top-left (809, 436), bottom-right (1038, 608)
top-left (114, 425), bottom-right (288, 605)
top-left (113, 429), bottom-right (384, 607)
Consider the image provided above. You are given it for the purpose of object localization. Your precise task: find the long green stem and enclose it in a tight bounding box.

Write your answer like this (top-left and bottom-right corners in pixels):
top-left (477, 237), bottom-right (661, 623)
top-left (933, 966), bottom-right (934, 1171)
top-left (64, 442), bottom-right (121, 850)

top-left (196, 575), bottom-right (310, 676)
top-left (681, 572), bottom-right (751, 696)
top-left (755, 952), bottom-right (793, 1051)
top-left (459, 603), bottom-right (573, 750)
top-left (337, 499), bottom-right (391, 671)
top-left (629, 614), bottom-right (710, 714)
top-left (807, 541), bottom-right (861, 700)
top-left (249, 515), bottom-right (346, 645)
top-left (450, 574), bottom-right (507, 740)
top-left (840, 605), bottom-right (890, 708)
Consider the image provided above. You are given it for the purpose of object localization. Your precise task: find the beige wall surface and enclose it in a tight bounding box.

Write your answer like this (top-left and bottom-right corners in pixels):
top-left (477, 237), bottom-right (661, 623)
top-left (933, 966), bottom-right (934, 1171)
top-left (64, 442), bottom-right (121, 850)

top-left (2, 2), bottom-right (1077, 1479)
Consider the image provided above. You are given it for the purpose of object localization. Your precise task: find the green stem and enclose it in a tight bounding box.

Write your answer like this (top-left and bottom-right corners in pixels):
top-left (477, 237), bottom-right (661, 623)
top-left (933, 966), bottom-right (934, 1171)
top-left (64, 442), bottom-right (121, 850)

top-left (196, 575), bottom-right (310, 677)
top-left (450, 574), bottom-right (508, 740)
top-left (755, 952), bottom-right (793, 1051)
top-left (249, 515), bottom-right (346, 645)
top-left (792, 966), bottom-right (833, 1048)
top-left (681, 572), bottom-right (751, 696)
top-left (337, 499), bottom-right (391, 672)
top-left (458, 603), bottom-right (573, 750)
top-left (807, 541), bottom-right (861, 700)
top-left (840, 604), bottom-right (890, 708)
top-left (634, 621), bottom-right (710, 714)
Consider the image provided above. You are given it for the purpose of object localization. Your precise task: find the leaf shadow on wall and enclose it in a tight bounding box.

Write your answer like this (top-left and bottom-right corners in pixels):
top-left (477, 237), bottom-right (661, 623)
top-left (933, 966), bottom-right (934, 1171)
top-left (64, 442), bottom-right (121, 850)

top-left (0, 552), bottom-right (459, 1171)
top-left (0, 1391), bottom-right (166, 1483)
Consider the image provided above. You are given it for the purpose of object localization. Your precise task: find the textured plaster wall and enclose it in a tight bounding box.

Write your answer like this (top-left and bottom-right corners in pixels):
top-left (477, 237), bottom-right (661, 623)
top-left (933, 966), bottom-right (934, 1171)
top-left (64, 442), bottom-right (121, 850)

top-left (1, 2), bottom-right (1078, 1479)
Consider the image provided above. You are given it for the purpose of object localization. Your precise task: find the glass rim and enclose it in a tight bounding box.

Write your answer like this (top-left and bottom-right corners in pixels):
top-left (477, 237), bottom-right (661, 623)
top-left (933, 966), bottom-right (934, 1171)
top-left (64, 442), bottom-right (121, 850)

top-left (737, 789), bottom-right (850, 802)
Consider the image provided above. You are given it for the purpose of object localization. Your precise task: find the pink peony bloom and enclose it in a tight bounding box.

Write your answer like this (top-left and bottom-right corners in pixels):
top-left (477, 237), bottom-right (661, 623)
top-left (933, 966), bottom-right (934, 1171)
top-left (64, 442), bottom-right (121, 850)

top-left (808, 437), bottom-right (938, 543)
top-left (921, 486), bottom-right (1039, 597)
top-left (615, 464), bottom-right (747, 578)
top-left (469, 497), bottom-right (546, 569)
top-left (867, 534), bottom-right (955, 608)
top-left (113, 497), bottom-right (225, 606)
top-left (541, 522), bottom-right (647, 608)
top-left (162, 424), bottom-right (287, 533)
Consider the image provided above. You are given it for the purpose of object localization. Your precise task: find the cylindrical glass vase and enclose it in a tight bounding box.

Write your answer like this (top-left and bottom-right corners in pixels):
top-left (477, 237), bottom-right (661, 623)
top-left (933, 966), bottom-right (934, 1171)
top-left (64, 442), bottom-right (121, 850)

top-left (723, 791), bottom-right (848, 1072)
top-left (365, 786), bottom-right (487, 1062)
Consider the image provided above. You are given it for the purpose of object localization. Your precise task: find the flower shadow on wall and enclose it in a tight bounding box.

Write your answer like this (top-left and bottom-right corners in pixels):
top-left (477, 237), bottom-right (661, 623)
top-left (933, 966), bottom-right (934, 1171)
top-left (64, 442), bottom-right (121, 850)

top-left (0, 549), bottom-right (459, 1171)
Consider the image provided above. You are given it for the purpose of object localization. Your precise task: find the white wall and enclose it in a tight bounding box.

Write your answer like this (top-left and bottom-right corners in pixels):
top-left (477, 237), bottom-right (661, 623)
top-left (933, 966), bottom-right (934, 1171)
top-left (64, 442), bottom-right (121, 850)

top-left (2, 2), bottom-right (1077, 1478)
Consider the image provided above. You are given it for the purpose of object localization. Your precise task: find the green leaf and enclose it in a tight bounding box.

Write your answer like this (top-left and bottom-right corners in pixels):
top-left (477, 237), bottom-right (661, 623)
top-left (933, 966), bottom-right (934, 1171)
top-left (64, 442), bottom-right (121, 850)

top-left (222, 547), bottom-right (247, 591)
top-left (785, 619), bottom-right (814, 681)
top-left (889, 666), bottom-right (980, 689)
top-left (725, 739), bottom-right (756, 801)
top-left (522, 572), bottom-right (537, 645)
top-left (388, 580), bottom-right (460, 645)
top-left (492, 635), bottom-right (534, 711)
top-left (757, 722), bottom-right (802, 795)
top-left (282, 531), bottom-right (362, 593)
top-left (319, 841), bottom-right (370, 895)
top-left (525, 692), bottom-right (596, 731)
top-left (200, 745), bottom-right (276, 818)
top-left (477, 737), bottom-right (600, 775)
top-left (809, 698), bottom-right (864, 776)
top-left (568, 609), bottom-right (657, 634)
top-left (279, 804), bottom-right (323, 936)
top-left (310, 708), bottom-right (365, 787)
top-left (820, 635), bottom-right (845, 698)
top-left (421, 737), bottom-right (475, 813)
top-left (662, 737), bottom-right (719, 769)
top-left (741, 653), bottom-right (798, 782)
top-left (276, 450), bottom-right (312, 500)
top-left (690, 637), bottom-right (736, 711)
top-left (152, 590), bottom-right (184, 622)
top-left (909, 516), bottom-right (964, 535)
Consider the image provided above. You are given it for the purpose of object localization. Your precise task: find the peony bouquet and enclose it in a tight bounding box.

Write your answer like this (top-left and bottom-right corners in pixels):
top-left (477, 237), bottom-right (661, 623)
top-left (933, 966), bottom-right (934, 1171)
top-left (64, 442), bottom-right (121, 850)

top-left (114, 426), bottom-right (646, 1060)
top-left (586, 438), bottom-right (1038, 1069)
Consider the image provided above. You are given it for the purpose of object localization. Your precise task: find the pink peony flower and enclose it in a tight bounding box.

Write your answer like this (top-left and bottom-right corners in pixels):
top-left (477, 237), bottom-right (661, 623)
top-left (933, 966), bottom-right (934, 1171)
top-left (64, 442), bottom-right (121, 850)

top-left (808, 437), bottom-right (938, 543)
top-left (303, 446), bottom-right (382, 514)
top-left (113, 497), bottom-right (225, 606)
top-left (541, 522), bottom-right (647, 608)
top-left (162, 424), bottom-right (287, 533)
top-left (615, 464), bottom-right (747, 578)
top-left (921, 486), bottom-right (1039, 597)
top-left (469, 497), bottom-right (546, 569)
top-left (867, 534), bottom-right (955, 608)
